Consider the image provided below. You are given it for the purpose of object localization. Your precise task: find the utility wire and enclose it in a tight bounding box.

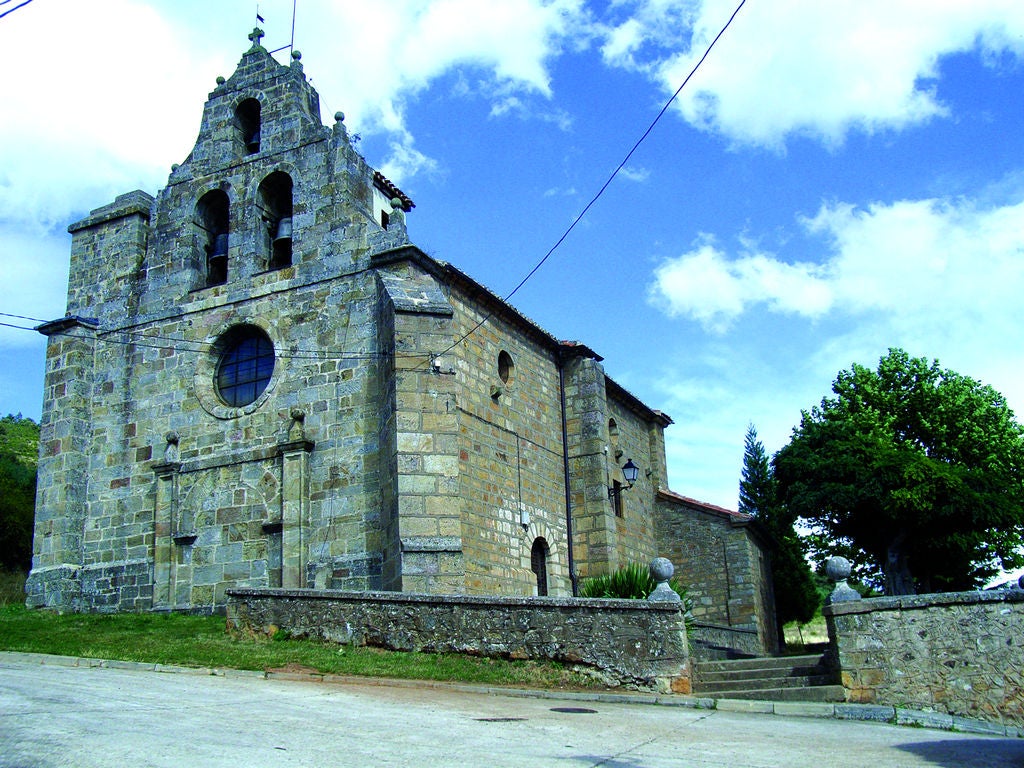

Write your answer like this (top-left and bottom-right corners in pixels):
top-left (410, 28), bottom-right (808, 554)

top-left (0, 312), bottom-right (47, 324)
top-left (0, 0), bottom-right (35, 21)
top-left (420, 0), bottom-right (747, 368)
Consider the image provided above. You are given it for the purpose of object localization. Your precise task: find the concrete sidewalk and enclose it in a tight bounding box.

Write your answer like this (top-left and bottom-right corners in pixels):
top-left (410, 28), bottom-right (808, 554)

top-left (2, 653), bottom-right (1022, 767)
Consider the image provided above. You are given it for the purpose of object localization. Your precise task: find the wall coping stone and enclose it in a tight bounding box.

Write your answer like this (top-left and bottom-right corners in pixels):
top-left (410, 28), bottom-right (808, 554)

top-left (691, 621), bottom-right (758, 636)
top-left (824, 587), bottom-right (1024, 617)
top-left (226, 587), bottom-right (685, 613)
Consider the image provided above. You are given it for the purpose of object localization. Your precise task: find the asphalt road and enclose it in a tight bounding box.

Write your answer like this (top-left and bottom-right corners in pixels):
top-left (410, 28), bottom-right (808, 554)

top-left (2, 656), bottom-right (1023, 767)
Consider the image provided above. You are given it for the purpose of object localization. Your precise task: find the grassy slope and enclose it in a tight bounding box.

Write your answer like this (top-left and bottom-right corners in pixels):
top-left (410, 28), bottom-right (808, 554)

top-left (0, 603), bottom-right (598, 689)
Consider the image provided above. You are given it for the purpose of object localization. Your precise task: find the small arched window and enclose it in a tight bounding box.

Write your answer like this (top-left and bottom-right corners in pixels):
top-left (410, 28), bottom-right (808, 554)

top-left (258, 171), bottom-right (293, 269)
top-left (531, 537), bottom-right (550, 596)
top-left (196, 190), bottom-right (230, 286)
top-left (236, 98), bottom-right (261, 155)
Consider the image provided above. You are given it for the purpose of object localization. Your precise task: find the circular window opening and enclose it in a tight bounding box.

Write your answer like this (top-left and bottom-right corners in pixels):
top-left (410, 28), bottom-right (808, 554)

top-left (216, 326), bottom-right (275, 407)
top-left (498, 350), bottom-right (515, 385)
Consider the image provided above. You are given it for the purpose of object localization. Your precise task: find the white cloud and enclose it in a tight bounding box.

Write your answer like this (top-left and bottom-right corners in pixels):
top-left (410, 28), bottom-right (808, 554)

top-left (618, 165), bottom-right (651, 183)
top-left (648, 240), bottom-right (830, 332)
top-left (309, 0), bottom-right (587, 158)
top-left (609, 0), bottom-right (1024, 148)
top-left (649, 193), bottom-right (1024, 333)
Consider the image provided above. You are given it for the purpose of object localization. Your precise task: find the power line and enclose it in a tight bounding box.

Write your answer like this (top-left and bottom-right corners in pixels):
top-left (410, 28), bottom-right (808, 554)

top-left (0, 312), bottom-right (47, 323)
top-left (421, 0), bottom-right (747, 369)
top-left (0, 0), bottom-right (35, 21)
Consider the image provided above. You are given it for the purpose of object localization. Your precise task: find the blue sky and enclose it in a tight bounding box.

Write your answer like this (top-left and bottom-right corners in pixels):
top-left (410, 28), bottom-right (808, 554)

top-left (3, 0), bottom-right (1024, 514)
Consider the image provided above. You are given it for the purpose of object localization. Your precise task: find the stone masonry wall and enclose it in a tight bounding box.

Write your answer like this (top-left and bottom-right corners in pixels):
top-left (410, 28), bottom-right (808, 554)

top-left (826, 589), bottom-right (1024, 727)
top-left (449, 290), bottom-right (570, 597)
top-left (227, 587), bottom-right (690, 691)
top-left (653, 492), bottom-right (774, 655)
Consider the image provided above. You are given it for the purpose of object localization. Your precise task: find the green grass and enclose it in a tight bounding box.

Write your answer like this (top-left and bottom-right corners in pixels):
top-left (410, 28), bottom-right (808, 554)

top-left (783, 613), bottom-right (829, 651)
top-left (0, 603), bottom-right (599, 689)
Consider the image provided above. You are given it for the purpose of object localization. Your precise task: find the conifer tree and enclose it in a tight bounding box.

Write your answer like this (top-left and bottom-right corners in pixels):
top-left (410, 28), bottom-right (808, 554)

top-left (739, 424), bottom-right (820, 631)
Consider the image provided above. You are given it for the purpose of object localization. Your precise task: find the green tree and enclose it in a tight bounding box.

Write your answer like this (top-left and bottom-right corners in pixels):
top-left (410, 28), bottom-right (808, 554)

top-left (739, 424), bottom-right (819, 629)
top-left (774, 349), bottom-right (1024, 595)
top-left (740, 423), bottom-right (775, 516)
top-left (0, 414), bottom-right (38, 572)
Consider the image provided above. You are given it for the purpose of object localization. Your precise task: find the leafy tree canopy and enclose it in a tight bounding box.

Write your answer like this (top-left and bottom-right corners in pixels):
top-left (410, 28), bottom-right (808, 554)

top-left (774, 349), bottom-right (1024, 595)
top-left (0, 414), bottom-right (39, 572)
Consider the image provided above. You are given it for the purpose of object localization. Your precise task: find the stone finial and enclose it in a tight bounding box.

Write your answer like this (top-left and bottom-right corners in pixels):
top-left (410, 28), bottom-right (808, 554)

top-left (288, 408), bottom-right (306, 441)
top-left (825, 555), bottom-right (861, 604)
top-left (335, 111), bottom-right (345, 123)
top-left (163, 431), bottom-right (179, 463)
top-left (290, 50), bottom-right (303, 73)
top-left (648, 557), bottom-right (682, 604)
top-left (1018, 574), bottom-right (1024, 590)
top-left (216, 76), bottom-right (225, 85)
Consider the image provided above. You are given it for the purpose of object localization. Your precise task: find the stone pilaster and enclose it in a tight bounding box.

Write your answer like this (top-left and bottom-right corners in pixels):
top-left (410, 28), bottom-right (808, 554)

top-left (152, 436), bottom-right (181, 610)
top-left (26, 316), bottom-right (98, 610)
top-left (562, 353), bottom-right (617, 579)
top-left (279, 414), bottom-right (314, 589)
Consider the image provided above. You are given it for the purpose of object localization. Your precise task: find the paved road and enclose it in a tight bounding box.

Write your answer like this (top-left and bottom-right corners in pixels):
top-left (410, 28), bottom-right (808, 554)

top-left (2, 657), bottom-right (1023, 768)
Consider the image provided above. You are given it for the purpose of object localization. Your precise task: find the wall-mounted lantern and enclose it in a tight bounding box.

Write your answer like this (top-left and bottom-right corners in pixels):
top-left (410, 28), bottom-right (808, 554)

top-left (608, 458), bottom-right (639, 499)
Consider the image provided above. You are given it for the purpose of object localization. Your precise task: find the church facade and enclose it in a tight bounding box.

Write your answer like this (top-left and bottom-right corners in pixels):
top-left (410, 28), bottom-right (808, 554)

top-left (26, 32), bottom-right (775, 652)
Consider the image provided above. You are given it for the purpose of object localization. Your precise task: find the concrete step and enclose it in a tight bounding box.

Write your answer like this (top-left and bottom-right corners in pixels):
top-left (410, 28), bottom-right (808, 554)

top-left (698, 662), bottom-right (827, 685)
top-left (697, 653), bottom-right (826, 674)
top-left (697, 673), bottom-right (836, 694)
top-left (693, 652), bottom-right (842, 703)
top-left (704, 684), bottom-right (847, 703)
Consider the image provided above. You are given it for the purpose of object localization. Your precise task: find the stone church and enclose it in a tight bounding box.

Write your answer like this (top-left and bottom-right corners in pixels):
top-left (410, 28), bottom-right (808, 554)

top-left (27, 31), bottom-right (776, 652)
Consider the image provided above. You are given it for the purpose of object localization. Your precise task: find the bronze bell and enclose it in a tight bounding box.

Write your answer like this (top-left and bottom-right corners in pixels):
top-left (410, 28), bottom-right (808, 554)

top-left (273, 217), bottom-right (292, 244)
top-left (211, 233), bottom-right (228, 256)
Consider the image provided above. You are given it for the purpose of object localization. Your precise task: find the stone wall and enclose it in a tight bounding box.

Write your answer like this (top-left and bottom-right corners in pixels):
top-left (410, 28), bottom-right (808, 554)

top-left (653, 490), bottom-right (777, 655)
top-left (226, 587), bottom-right (690, 691)
top-left (689, 621), bottom-right (762, 660)
top-left (826, 588), bottom-right (1024, 727)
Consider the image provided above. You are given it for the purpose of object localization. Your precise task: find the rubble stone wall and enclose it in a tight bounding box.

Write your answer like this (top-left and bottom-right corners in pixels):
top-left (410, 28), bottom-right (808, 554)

top-left (826, 589), bottom-right (1024, 728)
top-left (227, 587), bottom-right (690, 691)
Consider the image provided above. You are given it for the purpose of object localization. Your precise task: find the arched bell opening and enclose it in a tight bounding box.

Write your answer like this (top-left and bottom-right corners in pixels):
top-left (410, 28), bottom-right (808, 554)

top-left (258, 171), bottom-right (293, 270)
top-left (236, 98), bottom-right (261, 155)
top-left (195, 190), bottom-right (230, 286)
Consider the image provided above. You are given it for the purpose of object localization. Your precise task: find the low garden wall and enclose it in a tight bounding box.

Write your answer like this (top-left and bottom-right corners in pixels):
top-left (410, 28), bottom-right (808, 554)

top-left (226, 588), bottom-right (691, 691)
top-left (688, 621), bottom-right (761, 660)
top-left (825, 588), bottom-right (1024, 728)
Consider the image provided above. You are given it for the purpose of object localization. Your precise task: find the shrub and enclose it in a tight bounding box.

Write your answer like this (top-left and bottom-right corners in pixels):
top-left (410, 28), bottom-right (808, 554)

top-left (580, 561), bottom-right (690, 606)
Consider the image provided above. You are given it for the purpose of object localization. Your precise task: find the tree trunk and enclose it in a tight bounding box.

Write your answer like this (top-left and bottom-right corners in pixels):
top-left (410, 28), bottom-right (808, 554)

top-left (884, 534), bottom-right (916, 595)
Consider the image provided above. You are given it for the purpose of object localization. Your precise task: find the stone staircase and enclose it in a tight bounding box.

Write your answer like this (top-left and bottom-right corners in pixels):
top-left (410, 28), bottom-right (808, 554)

top-left (692, 652), bottom-right (846, 702)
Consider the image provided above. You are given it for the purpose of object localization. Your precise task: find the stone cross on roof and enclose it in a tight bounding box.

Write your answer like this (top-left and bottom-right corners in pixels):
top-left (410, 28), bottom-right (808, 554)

top-left (248, 27), bottom-right (265, 49)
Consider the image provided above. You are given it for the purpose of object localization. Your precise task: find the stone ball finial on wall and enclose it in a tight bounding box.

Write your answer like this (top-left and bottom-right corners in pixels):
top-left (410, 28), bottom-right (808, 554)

top-left (288, 408), bottom-right (306, 441)
top-left (648, 557), bottom-right (681, 604)
top-left (825, 555), bottom-right (861, 605)
top-left (1019, 574), bottom-right (1024, 591)
top-left (163, 431), bottom-right (179, 463)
